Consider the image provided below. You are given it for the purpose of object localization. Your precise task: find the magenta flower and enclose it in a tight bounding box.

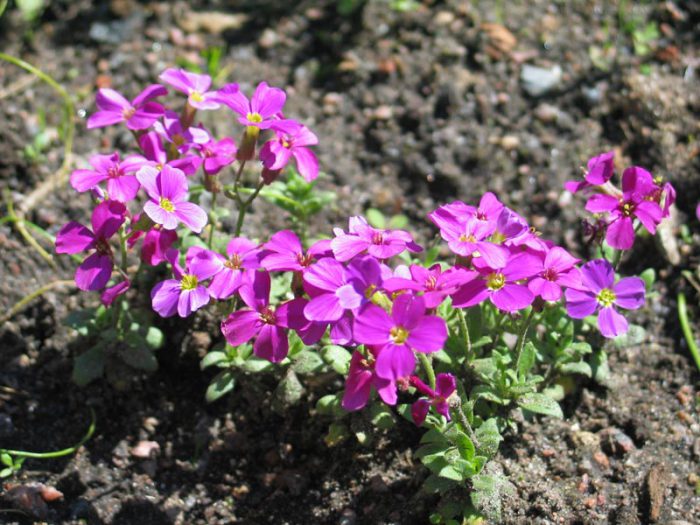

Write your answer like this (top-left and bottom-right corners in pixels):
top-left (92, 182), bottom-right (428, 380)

top-left (342, 348), bottom-right (398, 411)
top-left (432, 213), bottom-right (508, 268)
top-left (137, 165), bottom-right (207, 233)
top-left (527, 246), bottom-right (581, 302)
top-left (353, 294), bottom-right (447, 381)
top-left (302, 258), bottom-right (363, 322)
top-left (204, 238), bottom-right (263, 300)
top-left (383, 264), bottom-right (474, 309)
top-left (87, 84), bottom-right (167, 130)
top-left (564, 151), bottom-right (615, 193)
top-left (128, 219), bottom-right (178, 267)
top-left (260, 121), bottom-right (319, 182)
top-left (331, 216), bottom-right (422, 262)
top-left (261, 230), bottom-right (330, 272)
top-left (55, 200), bottom-right (126, 291)
top-left (216, 81), bottom-right (286, 129)
top-left (101, 279), bottom-right (130, 307)
top-left (564, 259), bottom-right (645, 338)
top-left (195, 137), bottom-right (237, 175)
top-left (159, 68), bottom-right (220, 110)
top-left (451, 252), bottom-right (540, 312)
top-left (139, 131), bottom-right (202, 175)
top-left (410, 373), bottom-right (456, 426)
top-left (151, 248), bottom-right (217, 318)
top-left (585, 167), bottom-right (663, 249)
top-left (220, 271), bottom-right (306, 363)
top-left (70, 153), bottom-right (144, 202)
top-left (153, 111), bottom-right (210, 153)
top-left (697, 202), bottom-right (700, 221)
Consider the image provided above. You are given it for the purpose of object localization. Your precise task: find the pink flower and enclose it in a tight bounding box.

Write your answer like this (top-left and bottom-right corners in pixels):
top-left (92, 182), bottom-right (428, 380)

top-left (410, 373), bottom-right (456, 426)
top-left (383, 264), bottom-right (474, 309)
top-left (128, 219), bottom-right (178, 267)
top-left (220, 271), bottom-right (307, 363)
top-left (55, 200), bottom-right (127, 291)
top-left (202, 238), bottom-right (264, 300)
top-left (565, 259), bottom-right (645, 338)
top-left (87, 85), bottom-right (167, 130)
top-left (101, 280), bottom-right (130, 306)
top-left (151, 248), bottom-right (217, 318)
top-left (216, 81), bottom-right (287, 129)
top-left (564, 151), bottom-right (615, 193)
top-left (139, 131), bottom-right (202, 175)
top-left (195, 137), bottom-right (237, 175)
top-left (331, 216), bottom-right (422, 262)
top-left (585, 167), bottom-right (663, 249)
top-left (342, 348), bottom-right (398, 411)
top-left (451, 252), bottom-right (540, 312)
top-left (353, 294), bottom-right (447, 381)
top-left (159, 68), bottom-right (220, 110)
top-left (260, 121), bottom-right (319, 182)
top-left (70, 153), bottom-right (144, 202)
top-left (527, 246), bottom-right (581, 302)
top-left (261, 230), bottom-right (330, 272)
top-left (153, 111), bottom-right (210, 154)
top-left (431, 213), bottom-right (508, 268)
top-left (137, 165), bottom-right (207, 233)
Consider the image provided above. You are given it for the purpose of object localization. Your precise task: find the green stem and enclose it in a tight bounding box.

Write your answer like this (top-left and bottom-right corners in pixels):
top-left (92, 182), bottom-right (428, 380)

top-left (514, 308), bottom-right (535, 366)
top-left (451, 403), bottom-right (479, 448)
top-left (418, 353), bottom-right (436, 391)
top-left (1, 408), bottom-right (95, 459)
top-left (207, 190), bottom-right (218, 248)
top-left (457, 308), bottom-right (472, 362)
top-left (118, 227), bottom-right (128, 273)
top-left (0, 280), bottom-right (75, 324)
top-left (234, 180), bottom-right (264, 237)
top-left (678, 292), bottom-right (700, 372)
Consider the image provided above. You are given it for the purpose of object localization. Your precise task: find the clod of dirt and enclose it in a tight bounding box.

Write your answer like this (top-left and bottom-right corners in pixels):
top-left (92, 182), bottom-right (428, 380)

top-left (3, 483), bottom-right (64, 520)
top-left (643, 462), bottom-right (670, 523)
top-left (599, 427), bottom-right (636, 456)
top-left (130, 440), bottom-right (161, 459)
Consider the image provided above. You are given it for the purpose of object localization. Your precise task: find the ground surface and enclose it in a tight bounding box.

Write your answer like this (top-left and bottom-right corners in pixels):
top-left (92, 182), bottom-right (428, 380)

top-left (1, 1), bottom-right (699, 524)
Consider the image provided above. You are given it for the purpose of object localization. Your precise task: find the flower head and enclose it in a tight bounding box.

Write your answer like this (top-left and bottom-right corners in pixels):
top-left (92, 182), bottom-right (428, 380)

top-left (342, 348), bottom-right (398, 411)
top-left (527, 246), bottom-right (580, 302)
top-left (216, 81), bottom-right (287, 129)
top-left (331, 216), bottom-right (422, 262)
top-left (55, 200), bottom-right (127, 291)
top-left (260, 120), bottom-right (319, 182)
top-left (87, 84), bottom-right (167, 130)
top-left (564, 259), bottom-right (645, 338)
top-left (564, 151), bottom-right (615, 193)
top-left (410, 373), bottom-right (456, 426)
top-left (204, 238), bottom-right (264, 300)
top-left (195, 137), bottom-right (237, 175)
top-left (159, 68), bottom-right (220, 110)
top-left (70, 153), bottom-right (144, 202)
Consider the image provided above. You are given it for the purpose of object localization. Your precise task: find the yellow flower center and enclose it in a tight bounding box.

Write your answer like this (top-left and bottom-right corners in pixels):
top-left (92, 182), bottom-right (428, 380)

top-left (247, 112), bottom-right (263, 123)
top-left (259, 306), bottom-right (276, 324)
top-left (621, 201), bottom-right (634, 217)
top-left (459, 234), bottom-right (477, 243)
top-left (597, 288), bottom-right (616, 307)
top-left (159, 197), bottom-right (175, 212)
top-left (486, 272), bottom-right (506, 291)
top-left (491, 231), bottom-right (506, 244)
top-left (181, 274), bottom-right (198, 290)
top-left (224, 254), bottom-right (242, 270)
top-left (122, 106), bottom-right (136, 119)
top-left (190, 91), bottom-right (204, 102)
top-left (390, 326), bottom-right (409, 344)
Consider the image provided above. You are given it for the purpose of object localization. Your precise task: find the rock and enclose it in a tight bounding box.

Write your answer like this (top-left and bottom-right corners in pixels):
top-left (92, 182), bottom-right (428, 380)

top-left (339, 508), bottom-right (357, 525)
top-left (644, 463), bottom-right (669, 523)
top-left (599, 427), bottom-right (635, 456)
top-left (259, 28), bottom-right (279, 49)
top-left (571, 430), bottom-right (600, 452)
top-left (481, 23), bottom-right (517, 59)
top-left (89, 12), bottom-right (143, 45)
top-left (592, 451), bottom-right (610, 469)
top-left (521, 64), bottom-right (563, 97)
top-left (130, 440), bottom-right (161, 459)
top-left (433, 11), bottom-right (455, 26)
top-left (176, 10), bottom-right (249, 34)
top-left (0, 412), bottom-right (14, 438)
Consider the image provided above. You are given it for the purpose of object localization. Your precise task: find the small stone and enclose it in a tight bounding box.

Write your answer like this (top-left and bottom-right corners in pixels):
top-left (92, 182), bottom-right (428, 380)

top-left (259, 28), bottom-right (279, 49)
top-left (571, 430), bottom-right (600, 452)
top-left (583, 496), bottom-right (597, 509)
top-left (592, 451), bottom-right (610, 469)
top-left (521, 64), bottom-right (563, 97)
top-left (369, 474), bottom-right (388, 493)
top-left (433, 11), bottom-right (455, 26)
top-left (231, 484), bottom-right (249, 499)
top-left (692, 437), bottom-right (700, 458)
top-left (645, 463), bottom-right (669, 523)
top-left (500, 135), bottom-right (520, 150)
top-left (176, 11), bottom-right (249, 34)
top-left (372, 105), bottom-right (393, 120)
top-left (599, 427), bottom-right (635, 455)
top-left (130, 440), bottom-right (161, 459)
top-left (541, 447), bottom-right (556, 458)
top-left (0, 413), bottom-right (14, 438)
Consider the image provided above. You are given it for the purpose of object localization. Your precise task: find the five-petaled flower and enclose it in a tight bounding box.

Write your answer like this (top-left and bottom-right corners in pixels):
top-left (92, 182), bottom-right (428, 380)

top-left (87, 85), bottom-right (167, 130)
top-left (70, 152), bottom-right (144, 202)
top-left (159, 68), bottom-right (220, 110)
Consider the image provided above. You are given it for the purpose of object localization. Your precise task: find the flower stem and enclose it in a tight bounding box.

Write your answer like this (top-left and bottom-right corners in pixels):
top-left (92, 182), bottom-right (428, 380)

top-left (514, 308), bottom-right (535, 366)
top-left (234, 180), bottom-right (264, 237)
top-left (417, 353), bottom-right (436, 391)
top-left (451, 402), bottom-right (479, 448)
top-left (457, 308), bottom-right (472, 362)
top-left (678, 292), bottom-right (700, 372)
top-left (207, 190), bottom-right (218, 248)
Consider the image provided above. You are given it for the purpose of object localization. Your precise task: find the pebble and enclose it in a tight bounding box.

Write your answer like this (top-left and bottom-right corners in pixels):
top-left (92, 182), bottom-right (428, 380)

top-left (0, 413), bottom-right (14, 438)
top-left (599, 427), bottom-right (635, 455)
top-left (592, 451), bottom-right (610, 469)
top-left (571, 430), bottom-right (600, 452)
top-left (521, 64), bottom-right (563, 97)
top-left (433, 11), bottom-right (455, 26)
top-left (130, 440), bottom-right (161, 459)
top-left (259, 28), bottom-right (279, 49)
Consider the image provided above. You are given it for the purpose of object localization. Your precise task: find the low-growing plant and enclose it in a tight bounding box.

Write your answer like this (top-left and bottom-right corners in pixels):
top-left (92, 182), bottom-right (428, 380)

top-left (54, 68), bottom-right (675, 521)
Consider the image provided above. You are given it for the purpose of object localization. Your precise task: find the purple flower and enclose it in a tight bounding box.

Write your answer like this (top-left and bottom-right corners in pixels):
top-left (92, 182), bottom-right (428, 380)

top-left (153, 111), bottom-right (210, 154)
top-left (216, 81), bottom-right (287, 129)
top-left (261, 230), bottom-right (330, 272)
top-left (128, 220), bottom-right (178, 267)
top-left (139, 131), bottom-right (202, 175)
top-left (87, 85), bottom-right (167, 130)
top-left (331, 216), bottom-right (422, 262)
top-left (159, 68), bottom-right (220, 110)
top-left (527, 246), bottom-right (581, 302)
top-left (260, 121), bottom-right (319, 182)
top-left (383, 264), bottom-right (474, 309)
top-left (342, 347), bottom-right (398, 411)
top-left (195, 137), bottom-right (237, 175)
top-left (302, 258), bottom-right (362, 322)
top-left (220, 271), bottom-right (306, 363)
top-left (353, 294), bottom-right (447, 381)
top-left (432, 213), bottom-right (508, 268)
top-left (564, 259), bottom-right (645, 338)
top-left (697, 202), bottom-right (700, 222)
top-left (204, 238), bottom-right (264, 300)
top-left (564, 151), bottom-right (615, 193)
top-left (137, 165), bottom-right (207, 233)
top-left (70, 153), bottom-right (144, 202)
top-left (55, 200), bottom-right (127, 291)
top-left (151, 248), bottom-right (217, 318)
top-left (410, 373), bottom-right (456, 426)
top-left (585, 167), bottom-right (663, 249)
top-left (101, 280), bottom-right (130, 307)
top-left (451, 252), bottom-right (540, 312)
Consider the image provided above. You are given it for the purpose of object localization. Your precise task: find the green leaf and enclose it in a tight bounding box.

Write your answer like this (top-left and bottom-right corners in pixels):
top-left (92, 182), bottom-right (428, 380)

top-left (200, 351), bottom-right (229, 370)
top-left (16, 0), bottom-right (44, 21)
top-left (324, 422), bottom-right (349, 447)
top-left (639, 268), bottom-right (656, 293)
top-left (365, 208), bottom-right (386, 228)
top-left (388, 214), bottom-right (408, 229)
top-left (517, 393), bottom-right (563, 418)
top-left (569, 341), bottom-right (592, 355)
top-left (1, 453), bottom-right (12, 467)
top-left (273, 369), bottom-right (305, 410)
top-left (369, 404), bottom-right (396, 430)
top-left (559, 361), bottom-right (592, 377)
top-left (321, 345), bottom-right (352, 375)
top-left (475, 418), bottom-right (503, 457)
top-left (292, 350), bottom-right (324, 375)
top-left (316, 394), bottom-right (345, 417)
top-left (64, 308), bottom-right (96, 335)
top-left (591, 350), bottom-right (610, 384)
top-left (239, 357), bottom-right (273, 373)
top-left (0, 467), bottom-right (13, 478)
top-left (517, 341), bottom-right (536, 377)
top-left (422, 473), bottom-right (458, 494)
top-left (145, 327), bottom-right (164, 350)
top-left (438, 463), bottom-right (467, 481)
top-left (120, 340), bottom-right (158, 372)
top-left (72, 346), bottom-right (105, 386)
top-left (205, 370), bottom-right (235, 402)
top-left (613, 324), bottom-right (646, 349)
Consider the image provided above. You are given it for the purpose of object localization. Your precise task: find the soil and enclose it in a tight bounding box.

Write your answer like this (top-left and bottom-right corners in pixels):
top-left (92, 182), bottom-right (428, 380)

top-left (1, 1), bottom-right (700, 524)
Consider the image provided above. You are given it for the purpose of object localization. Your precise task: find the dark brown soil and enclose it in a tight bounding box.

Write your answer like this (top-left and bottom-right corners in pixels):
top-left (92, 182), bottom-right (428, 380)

top-left (1, 1), bottom-right (699, 524)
